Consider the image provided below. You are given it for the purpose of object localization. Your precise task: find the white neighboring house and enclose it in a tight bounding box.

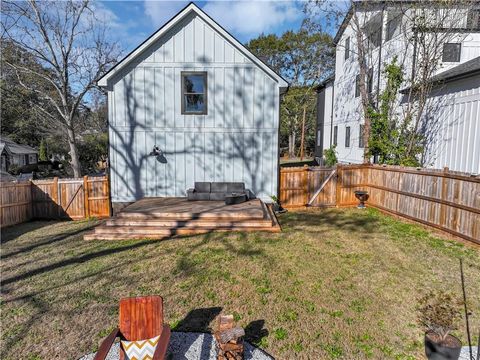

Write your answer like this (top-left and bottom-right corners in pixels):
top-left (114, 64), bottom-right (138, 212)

top-left (97, 3), bottom-right (288, 208)
top-left (0, 136), bottom-right (38, 172)
top-left (315, 1), bottom-right (480, 174)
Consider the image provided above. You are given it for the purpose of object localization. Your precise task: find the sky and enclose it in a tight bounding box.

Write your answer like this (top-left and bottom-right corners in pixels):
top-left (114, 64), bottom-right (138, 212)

top-left (97, 0), bottom-right (308, 53)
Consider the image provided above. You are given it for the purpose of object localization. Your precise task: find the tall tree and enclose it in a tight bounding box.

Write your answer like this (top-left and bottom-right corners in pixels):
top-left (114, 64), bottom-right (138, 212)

top-left (1, 0), bottom-right (119, 177)
top-left (247, 27), bottom-right (334, 158)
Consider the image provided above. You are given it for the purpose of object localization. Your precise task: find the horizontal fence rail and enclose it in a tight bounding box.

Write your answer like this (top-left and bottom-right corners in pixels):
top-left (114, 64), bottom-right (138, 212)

top-left (1, 176), bottom-right (110, 228)
top-left (280, 164), bottom-right (480, 244)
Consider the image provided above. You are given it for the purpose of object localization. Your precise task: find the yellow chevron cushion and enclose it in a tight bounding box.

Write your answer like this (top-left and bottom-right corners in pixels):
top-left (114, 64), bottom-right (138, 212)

top-left (121, 335), bottom-right (159, 360)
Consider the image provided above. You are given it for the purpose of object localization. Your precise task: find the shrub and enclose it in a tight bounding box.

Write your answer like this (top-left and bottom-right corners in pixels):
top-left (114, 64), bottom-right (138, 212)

top-left (417, 290), bottom-right (463, 342)
top-left (323, 145), bottom-right (338, 167)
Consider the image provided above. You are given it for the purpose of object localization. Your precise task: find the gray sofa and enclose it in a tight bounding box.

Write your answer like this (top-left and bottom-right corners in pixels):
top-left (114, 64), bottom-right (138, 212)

top-left (187, 182), bottom-right (249, 201)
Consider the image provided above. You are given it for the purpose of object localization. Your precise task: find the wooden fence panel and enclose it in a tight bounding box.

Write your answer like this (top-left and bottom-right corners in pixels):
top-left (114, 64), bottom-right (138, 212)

top-left (0, 182), bottom-right (32, 227)
top-left (308, 167), bottom-right (336, 207)
top-left (1, 176), bottom-right (110, 227)
top-left (279, 164), bottom-right (480, 244)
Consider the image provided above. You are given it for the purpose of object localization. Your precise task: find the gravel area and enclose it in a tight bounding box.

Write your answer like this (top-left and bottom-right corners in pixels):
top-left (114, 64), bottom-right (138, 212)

top-left (80, 331), bottom-right (273, 360)
top-left (459, 346), bottom-right (478, 360)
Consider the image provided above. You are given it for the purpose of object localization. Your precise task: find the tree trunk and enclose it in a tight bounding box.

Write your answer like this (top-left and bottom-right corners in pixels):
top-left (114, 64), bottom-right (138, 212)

top-left (288, 131), bottom-right (296, 158)
top-left (66, 126), bottom-right (82, 177)
top-left (299, 105), bottom-right (306, 160)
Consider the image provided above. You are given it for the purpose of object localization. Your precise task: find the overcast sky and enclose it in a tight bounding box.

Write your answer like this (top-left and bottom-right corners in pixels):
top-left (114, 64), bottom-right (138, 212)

top-left (98, 0), bottom-right (307, 53)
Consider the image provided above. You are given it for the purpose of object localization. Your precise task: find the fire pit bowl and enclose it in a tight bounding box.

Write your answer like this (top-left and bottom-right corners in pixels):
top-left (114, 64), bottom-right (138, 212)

top-left (354, 190), bottom-right (369, 209)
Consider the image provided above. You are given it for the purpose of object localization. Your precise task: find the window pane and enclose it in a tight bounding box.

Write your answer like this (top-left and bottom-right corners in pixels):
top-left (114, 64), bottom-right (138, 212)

top-left (359, 124), bottom-right (365, 148)
top-left (333, 126), bottom-right (338, 146)
top-left (183, 75), bottom-right (205, 93)
top-left (345, 37), bottom-right (350, 60)
top-left (355, 74), bottom-right (360, 97)
top-left (442, 43), bottom-right (461, 62)
top-left (345, 126), bottom-right (351, 148)
top-left (184, 94), bottom-right (205, 112)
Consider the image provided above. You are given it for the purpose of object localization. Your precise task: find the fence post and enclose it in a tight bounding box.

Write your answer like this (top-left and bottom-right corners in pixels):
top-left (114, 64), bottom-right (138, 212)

top-left (439, 167), bottom-right (448, 228)
top-left (303, 165), bottom-right (309, 207)
top-left (335, 164), bottom-right (342, 207)
top-left (84, 175), bottom-right (90, 218)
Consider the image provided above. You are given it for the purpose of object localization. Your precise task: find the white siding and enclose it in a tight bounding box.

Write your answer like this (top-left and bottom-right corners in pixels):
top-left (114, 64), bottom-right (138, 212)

top-left (108, 13), bottom-right (280, 202)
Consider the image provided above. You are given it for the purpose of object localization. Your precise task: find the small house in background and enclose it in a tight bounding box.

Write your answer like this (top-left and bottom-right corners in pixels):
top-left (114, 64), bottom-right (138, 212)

top-left (0, 136), bottom-right (38, 172)
top-left (98, 2), bottom-right (288, 211)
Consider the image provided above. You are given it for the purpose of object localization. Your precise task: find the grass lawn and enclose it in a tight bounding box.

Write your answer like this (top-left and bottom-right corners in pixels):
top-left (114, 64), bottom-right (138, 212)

top-left (1, 208), bottom-right (479, 359)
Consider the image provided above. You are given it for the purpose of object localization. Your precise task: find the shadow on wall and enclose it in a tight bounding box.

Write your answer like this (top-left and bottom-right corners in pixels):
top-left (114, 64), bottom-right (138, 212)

top-left (108, 52), bottom-right (275, 202)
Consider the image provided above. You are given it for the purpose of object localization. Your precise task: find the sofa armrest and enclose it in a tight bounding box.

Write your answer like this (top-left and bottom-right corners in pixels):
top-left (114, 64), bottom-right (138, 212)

top-left (152, 325), bottom-right (171, 360)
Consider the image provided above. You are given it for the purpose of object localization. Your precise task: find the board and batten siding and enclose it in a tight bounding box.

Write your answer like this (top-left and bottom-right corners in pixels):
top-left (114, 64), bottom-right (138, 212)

top-left (107, 13), bottom-right (280, 203)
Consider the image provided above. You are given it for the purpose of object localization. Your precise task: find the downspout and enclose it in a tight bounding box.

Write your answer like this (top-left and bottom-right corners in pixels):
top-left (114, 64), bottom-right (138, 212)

top-left (329, 82), bottom-right (335, 147)
top-left (376, 6), bottom-right (385, 107)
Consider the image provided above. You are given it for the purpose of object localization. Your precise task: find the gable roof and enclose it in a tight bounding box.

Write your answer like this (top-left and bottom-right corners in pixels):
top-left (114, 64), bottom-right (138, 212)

top-left (98, 2), bottom-right (288, 89)
top-left (0, 136), bottom-right (38, 155)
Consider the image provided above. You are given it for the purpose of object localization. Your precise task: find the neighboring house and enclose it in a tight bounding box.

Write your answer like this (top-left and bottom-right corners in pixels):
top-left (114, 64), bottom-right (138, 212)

top-left (98, 3), bottom-right (288, 209)
top-left (0, 136), bottom-right (38, 171)
top-left (315, 1), bottom-right (480, 174)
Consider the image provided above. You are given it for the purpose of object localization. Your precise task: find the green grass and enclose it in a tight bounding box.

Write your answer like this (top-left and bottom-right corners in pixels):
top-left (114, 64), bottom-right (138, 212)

top-left (1, 208), bottom-right (479, 359)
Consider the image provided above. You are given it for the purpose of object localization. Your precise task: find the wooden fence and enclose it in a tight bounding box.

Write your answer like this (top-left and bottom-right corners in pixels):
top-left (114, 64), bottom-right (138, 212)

top-left (1, 176), bottom-right (110, 228)
top-left (280, 164), bottom-right (480, 244)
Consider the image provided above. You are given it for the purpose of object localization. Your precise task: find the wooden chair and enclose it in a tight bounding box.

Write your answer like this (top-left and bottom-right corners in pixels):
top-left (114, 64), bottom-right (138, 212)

top-left (94, 296), bottom-right (171, 360)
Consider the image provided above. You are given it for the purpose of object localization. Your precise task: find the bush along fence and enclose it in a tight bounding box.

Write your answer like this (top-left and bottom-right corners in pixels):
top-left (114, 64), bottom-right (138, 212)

top-left (280, 164), bottom-right (480, 244)
top-left (1, 176), bottom-right (110, 228)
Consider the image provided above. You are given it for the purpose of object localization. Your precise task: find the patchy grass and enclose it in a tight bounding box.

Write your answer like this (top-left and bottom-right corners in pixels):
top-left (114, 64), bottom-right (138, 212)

top-left (1, 209), bottom-right (479, 359)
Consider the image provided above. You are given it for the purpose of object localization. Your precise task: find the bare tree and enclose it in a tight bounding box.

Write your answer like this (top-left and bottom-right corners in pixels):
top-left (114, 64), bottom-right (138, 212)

top-left (1, 0), bottom-right (119, 176)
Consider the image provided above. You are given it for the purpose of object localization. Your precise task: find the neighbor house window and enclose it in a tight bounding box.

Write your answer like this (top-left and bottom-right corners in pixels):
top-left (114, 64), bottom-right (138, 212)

top-left (355, 74), bottom-right (360, 97)
top-left (442, 43), bottom-right (461, 62)
top-left (467, 9), bottom-right (480, 30)
top-left (367, 68), bottom-right (374, 93)
top-left (333, 126), bottom-right (338, 146)
top-left (345, 126), bottom-right (351, 148)
top-left (386, 10), bottom-right (402, 41)
top-left (359, 124), bottom-right (365, 148)
top-left (181, 71), bottom-right (207, 114)
top-left (345, 37), bottom-right (350, 60)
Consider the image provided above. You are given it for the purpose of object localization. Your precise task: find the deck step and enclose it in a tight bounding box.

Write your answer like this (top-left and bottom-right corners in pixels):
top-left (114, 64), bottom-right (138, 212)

top-left (105, 218), bottom-right (273, 227)
top-left (84, 225), bottom-right (280, 240)
top-left (94, 224), bottom-right (278, 235)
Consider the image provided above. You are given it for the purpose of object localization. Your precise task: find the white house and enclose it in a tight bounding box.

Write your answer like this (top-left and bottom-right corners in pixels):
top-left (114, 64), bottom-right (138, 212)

top-left (315, 1), bottom-right (480, 174)
top-left (98, 3), bottom-right (288, 210)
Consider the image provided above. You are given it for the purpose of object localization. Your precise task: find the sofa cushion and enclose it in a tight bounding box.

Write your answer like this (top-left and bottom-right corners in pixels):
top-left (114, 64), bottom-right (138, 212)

top-left (211, 182), bottom-right (228, 193)
top-left (209, 192), bottom-right (226, 201)
top-left (194, 182), bottom-right (211, 193)
top-left (227, 182), bottom-right (245, 193)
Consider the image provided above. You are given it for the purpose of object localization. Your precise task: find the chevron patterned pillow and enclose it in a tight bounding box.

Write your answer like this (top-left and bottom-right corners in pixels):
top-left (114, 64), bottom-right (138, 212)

top-left (121, 335), bottom-right (160, 360)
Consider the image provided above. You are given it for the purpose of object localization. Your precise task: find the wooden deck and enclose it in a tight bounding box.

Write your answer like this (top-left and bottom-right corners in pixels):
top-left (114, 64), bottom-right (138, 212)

top-left (84, 197), bottom-right (280, 240)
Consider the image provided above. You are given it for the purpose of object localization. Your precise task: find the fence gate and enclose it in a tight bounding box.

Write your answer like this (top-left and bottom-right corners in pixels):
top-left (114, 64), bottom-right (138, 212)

top-left (279, 166), bottom-right (337, 208)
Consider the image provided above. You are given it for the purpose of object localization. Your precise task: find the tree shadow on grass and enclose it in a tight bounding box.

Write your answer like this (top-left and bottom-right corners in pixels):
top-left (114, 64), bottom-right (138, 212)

top-left (0, 220), bottom-right (67, 244)
top-left (278, 209), bottom-right (381, 234)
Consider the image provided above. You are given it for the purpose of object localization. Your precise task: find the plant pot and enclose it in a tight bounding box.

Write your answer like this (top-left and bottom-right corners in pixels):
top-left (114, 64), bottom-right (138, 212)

top-left (354, 190), bottom-right (369, 209)
top-left (425, 332), bottom-right (462, 360)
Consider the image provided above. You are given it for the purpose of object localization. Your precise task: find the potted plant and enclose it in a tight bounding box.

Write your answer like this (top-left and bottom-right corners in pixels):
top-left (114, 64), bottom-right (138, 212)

top-left (270, 195), bottom-right (285, 213)
top-left (417, 290), bottom-right (463, 360)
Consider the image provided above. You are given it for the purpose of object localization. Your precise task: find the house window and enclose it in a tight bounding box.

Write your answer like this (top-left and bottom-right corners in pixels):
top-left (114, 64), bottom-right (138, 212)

top-left (364, 13), bottom-right (382, 49)
top-left (442, 43), bottom-right (461, 62)
top-left (333, 126), bottom-right (338, 146)
top-left (467, 9), bottom-right (480, 30)
top-left (367, 68), bottom-right (374, 94)
top-left (359, 124), bottom-right (365, 148)
top-left (386, 10), bottom-right (402, 41)
top-left (345, 37), bottom-right (350, 60)
top-left (355, 74), bottom-right (360, 97)
top-left (345, 126), bottom-right (351, 148)
top-left (181, 71), bottom-right (207, 114)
